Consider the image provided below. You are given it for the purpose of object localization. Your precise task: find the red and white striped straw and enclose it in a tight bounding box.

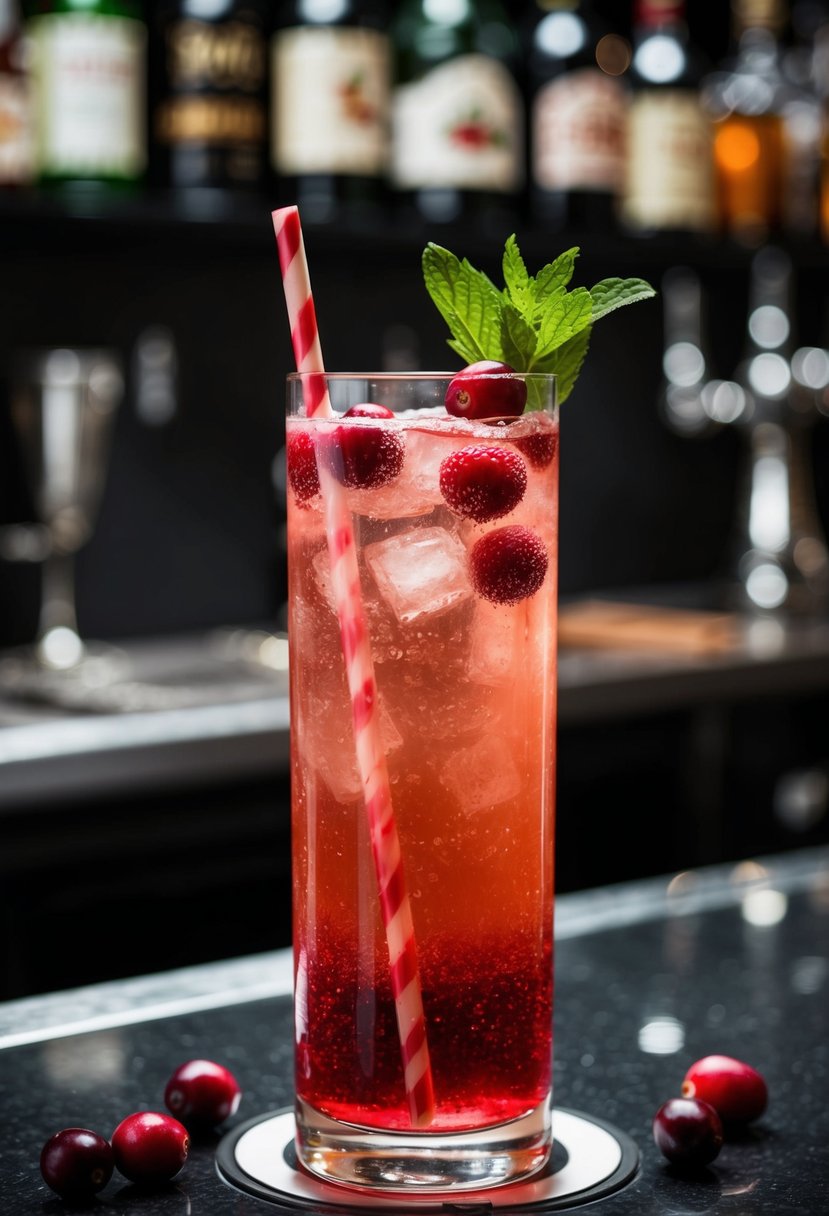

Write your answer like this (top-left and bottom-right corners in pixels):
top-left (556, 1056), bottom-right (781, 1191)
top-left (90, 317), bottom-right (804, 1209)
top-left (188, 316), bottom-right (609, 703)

top-left (273, 206), bottom-right (435, 1128)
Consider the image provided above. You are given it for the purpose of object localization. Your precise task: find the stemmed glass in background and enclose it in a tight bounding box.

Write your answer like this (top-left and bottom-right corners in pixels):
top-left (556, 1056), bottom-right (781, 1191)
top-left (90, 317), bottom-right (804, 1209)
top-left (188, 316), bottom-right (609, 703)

top-left (0, 347), bottom-right (125, 698)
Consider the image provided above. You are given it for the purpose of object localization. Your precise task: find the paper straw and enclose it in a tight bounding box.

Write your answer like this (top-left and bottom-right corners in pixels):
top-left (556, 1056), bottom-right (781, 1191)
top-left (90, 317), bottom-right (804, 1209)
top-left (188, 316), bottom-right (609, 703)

top-left (273, 206), bottom-right (435, 1127)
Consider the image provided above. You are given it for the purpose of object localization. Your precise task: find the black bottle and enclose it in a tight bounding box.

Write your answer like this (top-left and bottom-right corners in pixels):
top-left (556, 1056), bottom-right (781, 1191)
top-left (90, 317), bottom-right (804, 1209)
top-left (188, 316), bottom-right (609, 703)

top-left (152, 0), bottom-right (269, 193)
top-left (269, 0), bottom-right (391, 224)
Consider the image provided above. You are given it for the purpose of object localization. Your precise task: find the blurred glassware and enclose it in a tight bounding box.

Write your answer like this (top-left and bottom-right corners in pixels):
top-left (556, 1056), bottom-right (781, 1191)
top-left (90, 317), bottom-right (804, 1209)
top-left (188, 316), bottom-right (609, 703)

top-left (658, 248), bottom-right (829, 615)
top-left (657, 265), bottom-right (712, 435)
top-left (730, 246), bottom-right (829, 613)
top-left (1, 347), bottom-right (123, 677)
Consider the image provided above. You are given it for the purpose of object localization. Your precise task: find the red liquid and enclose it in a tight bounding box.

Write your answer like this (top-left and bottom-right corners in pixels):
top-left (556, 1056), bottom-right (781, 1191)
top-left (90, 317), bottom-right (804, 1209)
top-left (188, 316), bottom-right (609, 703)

top-left (297, 929), bottom-right (553, 1130)
top-left (288, 407), bottom-right (557, 1133)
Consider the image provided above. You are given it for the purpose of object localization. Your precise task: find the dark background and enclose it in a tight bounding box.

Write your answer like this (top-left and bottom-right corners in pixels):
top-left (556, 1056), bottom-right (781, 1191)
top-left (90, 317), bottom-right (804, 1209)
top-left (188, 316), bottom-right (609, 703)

top-left (1, 1), bottom-right (828, 999)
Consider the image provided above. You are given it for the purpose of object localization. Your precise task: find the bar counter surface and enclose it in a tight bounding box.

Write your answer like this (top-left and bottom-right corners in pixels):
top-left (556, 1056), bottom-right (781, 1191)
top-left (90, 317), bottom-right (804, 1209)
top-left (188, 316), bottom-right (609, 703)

top-left (1, 848), bottom-right (826, 1213)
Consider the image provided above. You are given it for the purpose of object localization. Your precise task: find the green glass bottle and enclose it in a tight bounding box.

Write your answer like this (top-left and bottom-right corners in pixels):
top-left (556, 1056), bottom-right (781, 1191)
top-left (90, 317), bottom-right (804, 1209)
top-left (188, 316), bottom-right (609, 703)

top-left (26, 0), bottom-right (146, 190)
top-left (391, 0), bottom-right (523, 231)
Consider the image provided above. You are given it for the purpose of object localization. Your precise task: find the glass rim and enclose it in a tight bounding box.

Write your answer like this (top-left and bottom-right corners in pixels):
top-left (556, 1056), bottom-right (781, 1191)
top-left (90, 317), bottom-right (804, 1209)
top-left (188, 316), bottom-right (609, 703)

top-left (286, 371), bottom-right (558, 382)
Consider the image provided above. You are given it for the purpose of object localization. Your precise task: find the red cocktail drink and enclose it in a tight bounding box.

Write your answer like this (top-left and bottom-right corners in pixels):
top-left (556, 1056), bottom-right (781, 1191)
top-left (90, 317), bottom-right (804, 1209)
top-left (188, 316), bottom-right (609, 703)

top-left (287, 373), bottom-right (557, 1190)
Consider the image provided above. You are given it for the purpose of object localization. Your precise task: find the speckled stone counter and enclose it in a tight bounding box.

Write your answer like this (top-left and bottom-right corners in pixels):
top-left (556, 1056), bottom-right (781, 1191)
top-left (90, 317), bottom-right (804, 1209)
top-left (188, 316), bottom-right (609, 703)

top-left (1, 848), bottom-right (827, 1213)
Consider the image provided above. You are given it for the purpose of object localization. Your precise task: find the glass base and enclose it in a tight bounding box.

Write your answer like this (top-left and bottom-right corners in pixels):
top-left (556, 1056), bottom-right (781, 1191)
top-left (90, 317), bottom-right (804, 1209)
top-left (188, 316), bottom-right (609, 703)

top-left (294, 1096), bottom-right (552, 1192)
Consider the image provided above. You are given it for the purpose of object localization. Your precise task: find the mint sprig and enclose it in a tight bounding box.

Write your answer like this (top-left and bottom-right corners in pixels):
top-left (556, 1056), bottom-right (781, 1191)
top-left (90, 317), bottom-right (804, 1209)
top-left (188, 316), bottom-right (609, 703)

top-left (422, 235), bottom-right (655, 406)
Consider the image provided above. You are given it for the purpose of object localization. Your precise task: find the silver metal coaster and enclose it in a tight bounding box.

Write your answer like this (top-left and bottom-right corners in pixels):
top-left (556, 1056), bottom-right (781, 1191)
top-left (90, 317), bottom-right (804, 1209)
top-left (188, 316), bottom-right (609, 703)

top-left (216, 1107), bottom-right (639, 1211)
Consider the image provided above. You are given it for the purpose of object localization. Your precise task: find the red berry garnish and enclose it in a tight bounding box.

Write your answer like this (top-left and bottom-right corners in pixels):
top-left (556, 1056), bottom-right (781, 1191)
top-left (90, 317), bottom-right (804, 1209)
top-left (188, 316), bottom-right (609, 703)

top-left (286, 430), bottom-right (320, 504)
top-left (652, 1097), bottom-right (723, 1168)
top-left (343, 402), bottom-right (395, 420)
top-left (514, 429), bottom-right (558, 470)
top-left (324, 417), bottom-right (404, 489)
top-left (440, 445), bottom-right (528, 523)
top-left (164, 1058), bottom-right (242, 1127)
top-left (111, 1112), bottom-right (189, 1186)
top-left (445, 361), bottom-right (527, 422)
top-left (40, 1128), bottom-right (114, 1200)
top-left (469, 525), bottom-right (548, 605)
top-left (682, 1055), bottom-right (768, 1124)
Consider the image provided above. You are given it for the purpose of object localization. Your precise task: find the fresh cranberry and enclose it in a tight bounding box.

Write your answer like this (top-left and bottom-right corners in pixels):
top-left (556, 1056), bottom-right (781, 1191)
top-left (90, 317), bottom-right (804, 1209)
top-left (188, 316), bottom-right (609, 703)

top-left (440, 445), bottom-right (527, 523)
top-left (469, 525), bottom-right (548, 606)
top-left (165, 1058), bottom-right (242, 1127)
top-left (324, 416), bottom-right (404, 490)
top-left (652, 1097), bottom-right (723, 1168)
top-left (286, 430), bottom-right (320, 504)
top-left (445, 361), bottom-right (527, 422)
top-left (40, 1128), bottom-right (114, 1200)
top-left (111, 1112), bottom-right (189, 1186)
top-left (514, 429), bottom-right (558, 471)
top-left (343, 402), bottom-right (395, 420)
top-left (682, 1055), bottom-right (768, 1124)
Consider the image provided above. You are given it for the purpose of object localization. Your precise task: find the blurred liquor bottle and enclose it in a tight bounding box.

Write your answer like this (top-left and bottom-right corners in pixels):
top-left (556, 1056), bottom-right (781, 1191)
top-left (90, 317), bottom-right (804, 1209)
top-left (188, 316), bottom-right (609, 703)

top-left (621, 0), bottom-right (716, 235)
top-left (526, 0), bottom-right (628, 231)
top-left (270, 0), bottom-right (391, 224)
top-left (703, 0), bottom-right (792, 244)
top-left (26, 0), bottom-right (146, 189)
top-left (808, 5), bottom-right (829, 241)
top-left (391, 0), bottom-right (522, 230)
top-left (0, 0), bottom-right (32, 186)
top-left (152, 0), bottom-right (269, 192)
top-left (779, 0), bottom-right (823, 238)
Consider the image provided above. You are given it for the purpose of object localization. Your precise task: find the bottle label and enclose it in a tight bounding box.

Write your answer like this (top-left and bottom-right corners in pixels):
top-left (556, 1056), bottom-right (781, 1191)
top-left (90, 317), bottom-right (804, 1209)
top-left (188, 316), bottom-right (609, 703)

top-left (622, 90), bottom-right (715, 230)
top-left (165, 18), bottom-right (265, 91)
top-left (271, 26), bottom-right (389, 176)
top-left (392, 54), bottom-right (522, 192)
top-left (533, 68), bottom-right (627, 192)
top-left (0, 74), bottom-right (33, 183)
top-left (29, 14), bottom-right (145, 178)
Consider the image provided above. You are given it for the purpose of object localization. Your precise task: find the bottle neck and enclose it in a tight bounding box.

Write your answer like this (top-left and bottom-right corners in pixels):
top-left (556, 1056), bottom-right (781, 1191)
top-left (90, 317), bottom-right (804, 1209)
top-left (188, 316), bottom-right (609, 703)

top-left (0, 0), bottom-right (19, 45)
top-left (732, 0), bottom-right (786, 38)
top-left (634, 0), bottom-right (687, 30)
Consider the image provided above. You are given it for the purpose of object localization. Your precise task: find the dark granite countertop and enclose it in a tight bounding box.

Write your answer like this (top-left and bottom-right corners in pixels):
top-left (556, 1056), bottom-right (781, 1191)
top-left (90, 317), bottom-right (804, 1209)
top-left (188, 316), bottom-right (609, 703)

top-left (1, 847), bottom-right (827, 1213)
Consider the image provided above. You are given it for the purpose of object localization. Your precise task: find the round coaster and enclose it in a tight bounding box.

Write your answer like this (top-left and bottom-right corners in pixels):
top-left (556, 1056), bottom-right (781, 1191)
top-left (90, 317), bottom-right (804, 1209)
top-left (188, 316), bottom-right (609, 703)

top-left (216, 1107), bottom-right (639, 1211)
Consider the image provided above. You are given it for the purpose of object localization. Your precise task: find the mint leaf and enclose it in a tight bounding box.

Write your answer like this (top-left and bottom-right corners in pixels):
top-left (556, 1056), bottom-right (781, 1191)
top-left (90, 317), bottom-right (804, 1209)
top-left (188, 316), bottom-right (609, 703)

top-left (590, 277), bottom-right (656, 322)
top-left (502, 235), bottom-right (534, 316)
top-left (533, 286), bottom-right (593, 363)
top-left (501, 302), bottom-right (537, 369)
top-left (534, 248), bottom-right (579, 317)
top-left (422, 243), bottom-right (504, 362)
top-left (422, 235), bottom-right (654, 403)
top-left (532, 327), bottom-right (592, 406)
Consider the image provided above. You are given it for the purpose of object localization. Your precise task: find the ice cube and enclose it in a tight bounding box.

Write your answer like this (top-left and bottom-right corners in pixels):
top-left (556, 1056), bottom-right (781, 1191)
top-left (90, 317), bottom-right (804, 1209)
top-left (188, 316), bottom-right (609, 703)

top-left (346, 426), bottom-right (448, 520)
top-left (439, 734), bottom-right (522, 813)
top-left (468, 600), bottom-right (525, 685)
top-left (298, 693), bottom-right (403, 804)
top-left (312, 547), bottom-right (336, 612)
top-left (365, 526), bottom-right (472, 625)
